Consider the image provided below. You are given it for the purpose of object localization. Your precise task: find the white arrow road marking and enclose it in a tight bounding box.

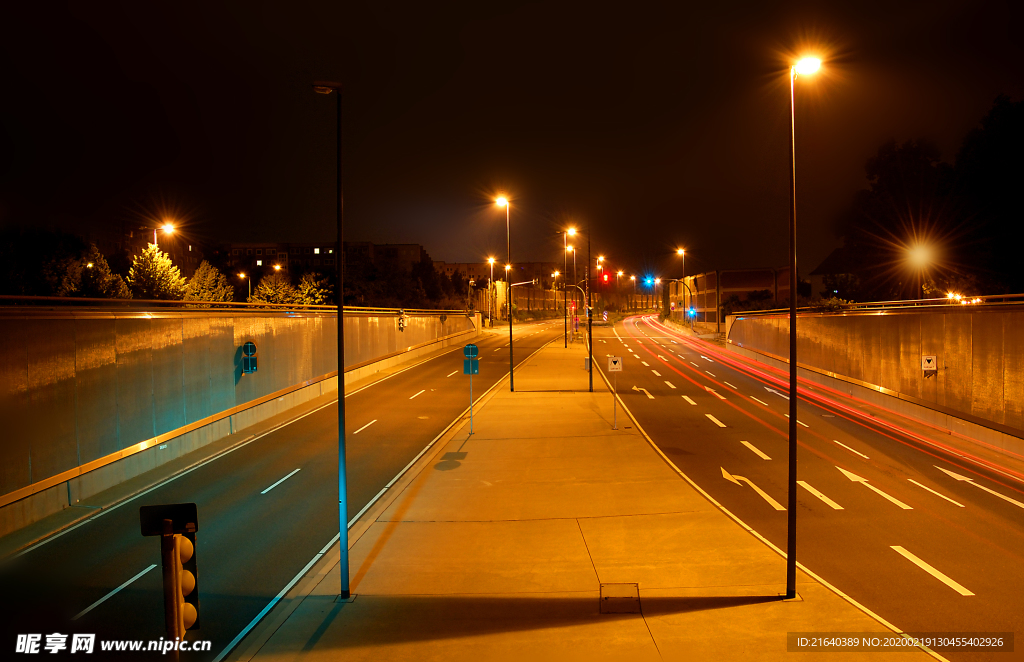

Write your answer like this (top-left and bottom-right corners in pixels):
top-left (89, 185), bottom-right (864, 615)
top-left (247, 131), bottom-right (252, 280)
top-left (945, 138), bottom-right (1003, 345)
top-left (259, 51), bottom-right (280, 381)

top-left (721, 467), bottom-right (785, 510)
top-left (798, 481), bottom-right (844, 509)
top-left (706, 414), bottom-right (727, 428)
top-left (73, 564), bottom-right (158, 620)
top-left (891, 546), bottom-right (974, 596)
top-left (446, 370), bottom-right (458, 377)
top-left (353, 419), bottom-right (377, 434)
top-left (750, 396), bottom-right (769, 406)
top-left (741, 440), bottom-right (771, 460)
top-left (724, 381), bottom-right (738, 389)
top-left (837, 467), bottom-right (912, 509)
top-left (765, 387), bottom-right (790, 400)
top-left (664, 381), bottom-right (676, 389)
top-left (682, 395), bottom-right (696, 405)
top-left (701, 356), bottom-right (714, 362)
top-left (632, 386), bottom-right (654, 399)
top-left (832, 439), bottom-right (869, 459)
top-left (641, 361), bottom-right (650, 366)
top-left (935, 466), bottom-right (1024, 509)
top-left (705, 386), bottom-right (726, 400)
top-left (652, 370), bottom-right (662, 376)
top-left (784, 415), bottom-right (809, 428)
top-left (907, 479), bottom-right (965, 507)
top-left (410, 389), bottom-right (425, 399)
top-left (262, 468), bottom-right (301, 495)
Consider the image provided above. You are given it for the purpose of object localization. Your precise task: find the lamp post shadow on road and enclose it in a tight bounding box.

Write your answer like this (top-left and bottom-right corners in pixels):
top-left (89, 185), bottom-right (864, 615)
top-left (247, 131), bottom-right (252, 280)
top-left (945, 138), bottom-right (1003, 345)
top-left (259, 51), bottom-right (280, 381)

top-left (312, 80), bottom-right (351, 601)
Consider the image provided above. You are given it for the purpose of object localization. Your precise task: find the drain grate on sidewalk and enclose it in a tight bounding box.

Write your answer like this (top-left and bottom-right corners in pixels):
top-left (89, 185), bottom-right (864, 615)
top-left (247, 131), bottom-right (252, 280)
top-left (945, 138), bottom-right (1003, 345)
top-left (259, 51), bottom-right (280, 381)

top-left (599, 582), bottom-right (640, 614)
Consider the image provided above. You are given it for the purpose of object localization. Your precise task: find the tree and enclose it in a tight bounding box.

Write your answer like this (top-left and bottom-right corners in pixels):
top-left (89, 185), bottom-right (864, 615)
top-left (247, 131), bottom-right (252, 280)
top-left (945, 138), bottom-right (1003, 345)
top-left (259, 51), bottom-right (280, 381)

top-left (184, 261), bottom-right (234, 305)
top-left (128, 244), bottom-right (187, 300)
top-left (249, 272), bottom-right (297, 305)
top-left (79, 245), bottom-right (131, 298)
top-left (296, 272), bottom-right (332, 305)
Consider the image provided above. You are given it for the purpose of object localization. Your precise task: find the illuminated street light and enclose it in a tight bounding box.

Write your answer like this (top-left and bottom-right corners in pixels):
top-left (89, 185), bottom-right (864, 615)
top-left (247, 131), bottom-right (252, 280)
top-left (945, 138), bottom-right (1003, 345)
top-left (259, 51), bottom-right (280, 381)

top-left (86, 262), bottom-right (94, 269)
top-left (783, 54), bottom-right (822, 601)
top-left (273, 264), bottom-right (282, 271)
top-left (496, 195), bottom-right (513, 391)
top-left (238, 273), bottom-right (250, 299)
top-left (487, 257), bottom-right (496, 327)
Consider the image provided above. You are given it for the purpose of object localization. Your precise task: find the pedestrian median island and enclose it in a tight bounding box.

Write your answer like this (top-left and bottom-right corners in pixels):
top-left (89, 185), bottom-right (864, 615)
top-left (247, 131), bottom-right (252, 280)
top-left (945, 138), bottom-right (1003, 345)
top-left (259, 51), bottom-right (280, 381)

top-left (233, 342), bottom-right (932, 662)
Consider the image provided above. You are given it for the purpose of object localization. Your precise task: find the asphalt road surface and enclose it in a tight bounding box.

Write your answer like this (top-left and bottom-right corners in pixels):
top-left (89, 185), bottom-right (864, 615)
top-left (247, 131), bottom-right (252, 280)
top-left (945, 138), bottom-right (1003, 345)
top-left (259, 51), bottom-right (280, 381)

top-left (598, 315), bottom-right (1024, 662)
top-left (1, 321), bottom-right (562, 660)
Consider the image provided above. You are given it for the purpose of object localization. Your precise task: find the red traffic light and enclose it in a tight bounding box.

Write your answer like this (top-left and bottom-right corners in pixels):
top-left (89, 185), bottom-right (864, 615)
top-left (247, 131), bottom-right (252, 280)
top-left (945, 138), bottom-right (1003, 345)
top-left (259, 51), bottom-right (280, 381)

top-left (602, 274), bottom-right (608, 282)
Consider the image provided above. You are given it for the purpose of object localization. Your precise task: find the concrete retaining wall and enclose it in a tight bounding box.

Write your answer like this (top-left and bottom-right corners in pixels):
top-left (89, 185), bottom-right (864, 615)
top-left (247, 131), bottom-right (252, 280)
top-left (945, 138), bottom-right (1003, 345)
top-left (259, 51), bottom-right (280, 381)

top-left (0, 308), bottom-right (478, 537)
top-left (726, 306), bottom-right (1024, 456)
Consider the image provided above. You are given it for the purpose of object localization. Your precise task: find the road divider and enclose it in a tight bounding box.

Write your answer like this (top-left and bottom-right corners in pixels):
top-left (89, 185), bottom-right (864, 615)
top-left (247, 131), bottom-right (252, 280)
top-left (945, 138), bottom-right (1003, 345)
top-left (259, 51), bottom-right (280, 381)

top-left (891, 546), bottom-right (974, 596)
top-left (837, 467), bottom-right (912, 509)
top-left (741, 441), bottom-right (771, 460)
top-left (832, 439), bottom-right (870, 459)
top-left (907, 479), bottom-right (965, 507)
top-left (798, 481), bottom-right (844, 510)
top-left (936, 466), bottom-right (1024, 509)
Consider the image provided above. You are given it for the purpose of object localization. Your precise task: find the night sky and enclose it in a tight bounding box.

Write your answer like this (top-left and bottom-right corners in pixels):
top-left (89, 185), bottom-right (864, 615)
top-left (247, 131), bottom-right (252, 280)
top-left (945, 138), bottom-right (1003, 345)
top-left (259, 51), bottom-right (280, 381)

top-left (2, 1), bottom-right (1021, 277)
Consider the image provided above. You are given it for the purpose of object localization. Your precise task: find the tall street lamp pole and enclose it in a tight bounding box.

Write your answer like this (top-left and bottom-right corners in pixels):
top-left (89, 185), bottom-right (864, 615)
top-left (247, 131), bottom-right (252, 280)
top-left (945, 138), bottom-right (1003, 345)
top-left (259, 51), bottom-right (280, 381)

top-left (313, 80), bottom-right (351, 600)
top-left (677, 248), bottom-right (686, 315)
top-left (239, 273), bottom-right (250, 300)
top-left (488, 257), bottom-right (495, 327)
top-left (785, 56), bottom-right (821, 601)
top-left (496, 197), bottom-right (513, 391)
top-left (587, 225), bottom-right (593, 392)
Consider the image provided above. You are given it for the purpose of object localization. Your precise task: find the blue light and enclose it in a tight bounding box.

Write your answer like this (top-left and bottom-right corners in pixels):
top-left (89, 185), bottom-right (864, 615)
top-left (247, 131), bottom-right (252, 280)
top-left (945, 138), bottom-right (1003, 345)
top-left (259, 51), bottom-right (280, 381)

top-left (688, 308), bottom-right (696, 317)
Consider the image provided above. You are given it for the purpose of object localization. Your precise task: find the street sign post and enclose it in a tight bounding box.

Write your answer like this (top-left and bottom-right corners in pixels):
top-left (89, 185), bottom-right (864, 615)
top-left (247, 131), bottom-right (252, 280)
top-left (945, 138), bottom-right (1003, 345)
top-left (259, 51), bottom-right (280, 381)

top-left (464, 345), bottom-right (479, 434)
top-left (242, 341), bottom-right (258, 374)
top-left (608, 356), bottom-right (623, 429)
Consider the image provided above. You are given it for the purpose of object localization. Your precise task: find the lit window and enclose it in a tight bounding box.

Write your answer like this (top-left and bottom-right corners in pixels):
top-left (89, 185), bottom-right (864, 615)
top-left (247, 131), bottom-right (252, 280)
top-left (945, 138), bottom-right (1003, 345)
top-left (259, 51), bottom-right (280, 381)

top-left (314, 248), bottom-right (320, 254)
top-left (257, 260), bottom-right (263, 266)
top-left (329, 249), bottom-right (334, 254)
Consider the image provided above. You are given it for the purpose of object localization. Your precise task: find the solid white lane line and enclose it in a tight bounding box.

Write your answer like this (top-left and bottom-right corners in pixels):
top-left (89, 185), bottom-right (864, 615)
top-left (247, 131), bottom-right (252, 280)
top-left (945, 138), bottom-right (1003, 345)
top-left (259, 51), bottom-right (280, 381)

top-left (73, 564), bottom-right (157, 620)
top-left (261, 468), bottom-right (301, 495)
top-left (907, 479), bottom-right (965, 507)
top-left (682, 395), bottom-right (696, 405)
top-left (446, 370), bottom-right (457, 377)
top-left (409, 389), bottom-right (425, 399)
top-left (706, 414), bottom-right (727, 428)
top-left (664, 381), bottom-right (676, 389)
top-left (652, 370), bottom-right (662, 377)
top-left (891, 546), bottom-right (974, 596)
top-left (741, 441), bottom-right (771, 460)
top-left (706, 371), bottom-right (716, 377)
top-left (690, 361), bottom-right (699, 367)
top-left (750, 396), bottom-right (769, 406)
top-left (353, 419), bottom-right (377, 435)
top-left (832, 439), bottom-right (870, 459)
top-left (724, 381), bottom-right (738, 389)
top-left (798, 481), bottom-right (844, 509)
top-left (722, 467), bottom-right (785, 510)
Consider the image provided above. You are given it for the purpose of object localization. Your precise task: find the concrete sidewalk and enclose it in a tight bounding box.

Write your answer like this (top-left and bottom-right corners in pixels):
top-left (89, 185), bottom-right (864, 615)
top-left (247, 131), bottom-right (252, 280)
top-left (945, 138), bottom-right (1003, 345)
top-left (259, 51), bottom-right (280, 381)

top-left (233, 342), bottom-right (933, 661)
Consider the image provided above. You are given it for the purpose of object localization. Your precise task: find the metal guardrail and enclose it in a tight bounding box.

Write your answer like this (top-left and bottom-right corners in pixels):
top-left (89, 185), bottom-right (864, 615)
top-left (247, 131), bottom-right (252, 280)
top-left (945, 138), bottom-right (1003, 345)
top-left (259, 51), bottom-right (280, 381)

top-left (0, 294), bottom-right (468, 315)
top-left (733, 292), bottom-right (1024, 317)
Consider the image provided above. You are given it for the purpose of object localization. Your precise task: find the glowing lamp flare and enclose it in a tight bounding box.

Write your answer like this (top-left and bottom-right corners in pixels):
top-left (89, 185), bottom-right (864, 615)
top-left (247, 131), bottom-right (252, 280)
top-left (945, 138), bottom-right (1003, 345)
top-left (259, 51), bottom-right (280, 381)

top-left (795, 58), bottom-right (821, 75)
top-left (495, 196), bottom-right (508, 208)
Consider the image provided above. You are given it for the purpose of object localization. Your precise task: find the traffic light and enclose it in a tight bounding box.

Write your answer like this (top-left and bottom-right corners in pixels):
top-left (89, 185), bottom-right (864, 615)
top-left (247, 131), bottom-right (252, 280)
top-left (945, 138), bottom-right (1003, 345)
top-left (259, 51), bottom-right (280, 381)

top-left (140, 504), bottom-right (200, 640)
top-left (398, 311), bottom-right (406, 332)
top-left (602, 274), bottom-right (608, 283)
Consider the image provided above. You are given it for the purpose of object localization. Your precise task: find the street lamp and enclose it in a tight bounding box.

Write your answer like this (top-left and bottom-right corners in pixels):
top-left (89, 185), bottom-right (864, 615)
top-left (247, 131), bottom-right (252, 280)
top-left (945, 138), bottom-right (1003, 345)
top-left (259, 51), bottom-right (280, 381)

top-left (676, 248), bottom-right (686, 315)
top-left (238, 273), bottom-right (250, 299)
top-left (907, 244), bottom-right (932, 300)
top-left (496, 196), bottom-right (514, 391)
top-left (273, 264), bottom-right (282, 272)
top-left (312, 79), bottom-right (351, 600)
top-left (783, 55), bottom-right (821, 601)
top-left (144, 223), bottom-right (174, 248)
top-left (630, 275), bottom-right (636, 312)
top-left (487, 257), bottom-right (496, 327)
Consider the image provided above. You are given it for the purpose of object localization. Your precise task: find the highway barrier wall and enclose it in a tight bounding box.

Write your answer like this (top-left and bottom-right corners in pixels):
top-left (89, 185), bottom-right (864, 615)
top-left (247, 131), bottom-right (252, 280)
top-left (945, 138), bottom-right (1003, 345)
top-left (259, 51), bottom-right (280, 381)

top-left (726, 306), bottom-right (1024, 457)
top-left (0, 307), bottom-right (479, 538)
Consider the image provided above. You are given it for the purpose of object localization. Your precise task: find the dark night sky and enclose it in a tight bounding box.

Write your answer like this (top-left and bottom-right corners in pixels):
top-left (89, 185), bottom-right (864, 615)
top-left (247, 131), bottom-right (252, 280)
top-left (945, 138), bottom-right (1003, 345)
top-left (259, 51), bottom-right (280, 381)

top-left (2, 1), bottom-right (1021, 278)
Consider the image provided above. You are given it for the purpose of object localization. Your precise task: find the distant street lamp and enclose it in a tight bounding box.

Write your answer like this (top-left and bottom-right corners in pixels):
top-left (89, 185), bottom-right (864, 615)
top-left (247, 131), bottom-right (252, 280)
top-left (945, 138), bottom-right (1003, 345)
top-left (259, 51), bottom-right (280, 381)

top-left (487, 257), bottom-right (496, 327)
top-left (273, 264), bottom-right (282, 272)
top-left (238, 273), bottom-right (250, 299)
top-left (142, 223), bottom-right (174, 248)
top-left (907, 244), bottom-right (932, 300)
top-left (496, 196), bottom-right (514, 392)
top-left (783, 55), bottom-right (822, 601)
top-left (312, 78), bottom-right (351, 601)
top-left (630, 275), bottom-right (636, 312)
top-left (676, 248), bottom-right (686, 314)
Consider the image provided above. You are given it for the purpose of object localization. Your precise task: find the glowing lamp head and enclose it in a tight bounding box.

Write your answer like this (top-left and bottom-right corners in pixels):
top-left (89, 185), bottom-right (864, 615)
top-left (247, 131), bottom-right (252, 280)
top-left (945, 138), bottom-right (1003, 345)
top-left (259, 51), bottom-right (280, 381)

top-left (795, 57), bottom-right (821, 75)
top-left (86, 262), bottom-right (94, 268)
top-left (161, 223), bottom-right (174, 234)
top-left (495, 196), bottom-right (508, 208)
top-left (630, 275), bottom-right (636, 281)
top-left (908, 244), bottom-right (932, 268)
top-left (487, 257), bottom-right (495, 264)
top-left (273, 264), bottom-right (281, 271)
top-left (566, 245), bottom-right (573, 252)
top-left (617, 271), bottom-right (624, 277)
top-left (553, 271), bottom-right (559, 277)
top-left (676, 248), bottom-right (685, 256)
top-left (239, 273), bottom-right (246, 279)
top-left (655, 278), bottom-right (661, 284)
top-left (567, 228), bottom-right (576, 236)
top-left (505, 264), bottom-right (511, 271)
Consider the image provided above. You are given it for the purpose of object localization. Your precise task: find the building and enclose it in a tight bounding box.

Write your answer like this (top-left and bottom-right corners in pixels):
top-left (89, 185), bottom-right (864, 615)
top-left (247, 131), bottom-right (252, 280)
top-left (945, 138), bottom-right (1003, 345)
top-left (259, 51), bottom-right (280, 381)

top-left (221, 241), bottom-right (432, 280)
top-left (433, 261), bottom-right (561, 288)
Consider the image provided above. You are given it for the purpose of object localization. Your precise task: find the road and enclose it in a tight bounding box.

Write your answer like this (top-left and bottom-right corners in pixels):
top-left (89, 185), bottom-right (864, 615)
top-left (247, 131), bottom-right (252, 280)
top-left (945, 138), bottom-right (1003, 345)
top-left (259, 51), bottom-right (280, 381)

top-left (0, 321), bottom-right (562, 660)
top-left (596, 315), bottom-right (1024, 661)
